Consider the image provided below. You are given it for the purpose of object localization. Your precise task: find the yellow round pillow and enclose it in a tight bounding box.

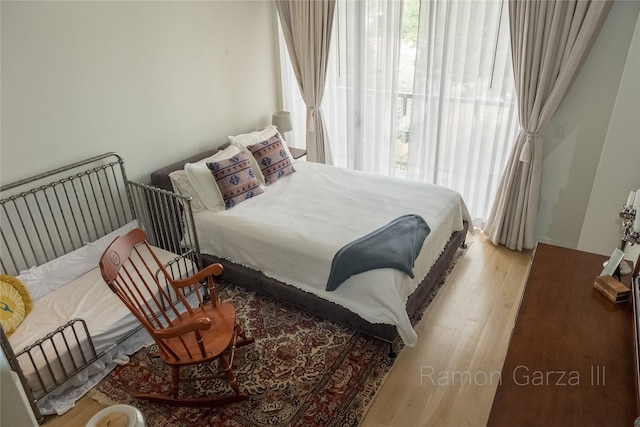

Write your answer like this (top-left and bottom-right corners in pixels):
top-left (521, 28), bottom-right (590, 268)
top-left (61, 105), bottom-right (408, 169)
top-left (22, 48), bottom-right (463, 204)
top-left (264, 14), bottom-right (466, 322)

top-left (0, 275), bottom-right (32, 336)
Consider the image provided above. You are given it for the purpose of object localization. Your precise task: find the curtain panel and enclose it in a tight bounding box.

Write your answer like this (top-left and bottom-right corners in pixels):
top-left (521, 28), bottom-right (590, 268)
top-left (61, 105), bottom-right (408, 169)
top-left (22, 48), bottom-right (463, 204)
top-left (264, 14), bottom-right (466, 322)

top-left (484, 0), bottom-right (613, 251)
top-left (275, 0), bottom-right (336, 164)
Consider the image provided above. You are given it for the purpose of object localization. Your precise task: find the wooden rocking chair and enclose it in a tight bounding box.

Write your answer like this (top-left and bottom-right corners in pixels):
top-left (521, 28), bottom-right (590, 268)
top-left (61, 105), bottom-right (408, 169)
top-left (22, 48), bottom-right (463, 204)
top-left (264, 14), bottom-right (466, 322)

top-left (99, 228), bottom-right (254, 407)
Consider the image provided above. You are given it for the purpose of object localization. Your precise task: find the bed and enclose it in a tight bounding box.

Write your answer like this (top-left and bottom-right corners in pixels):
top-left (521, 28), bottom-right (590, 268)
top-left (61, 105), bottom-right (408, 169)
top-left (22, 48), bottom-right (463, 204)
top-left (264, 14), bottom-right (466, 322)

top-left (0, 153), bottom-right (201, 422)
top-left (149, 127), bottom-right (471, 352)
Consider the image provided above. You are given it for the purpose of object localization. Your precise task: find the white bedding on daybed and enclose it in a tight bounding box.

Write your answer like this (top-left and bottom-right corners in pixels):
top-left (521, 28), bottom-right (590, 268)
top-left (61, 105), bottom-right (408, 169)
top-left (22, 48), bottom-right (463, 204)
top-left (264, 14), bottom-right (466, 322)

top-left (9, 242), bottom-right (193, 415)
top-left (193, 161), bottom-right (471, 346)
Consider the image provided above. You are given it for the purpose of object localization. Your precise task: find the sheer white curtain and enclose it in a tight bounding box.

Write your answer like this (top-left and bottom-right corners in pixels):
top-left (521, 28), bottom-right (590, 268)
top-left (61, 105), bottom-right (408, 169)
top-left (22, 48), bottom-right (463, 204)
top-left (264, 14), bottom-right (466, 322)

top-left (406, 1), bottom-right (518, 226)
top-left (323, 0), bottom-right (404, 174)
top-left (279, 0), bottom-right (519, 226)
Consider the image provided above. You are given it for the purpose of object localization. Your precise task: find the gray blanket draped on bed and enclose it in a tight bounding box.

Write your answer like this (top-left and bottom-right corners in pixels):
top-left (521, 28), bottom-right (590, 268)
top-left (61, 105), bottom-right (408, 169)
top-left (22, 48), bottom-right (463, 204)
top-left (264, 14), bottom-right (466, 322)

top-left (326, 214), bottom-right (431, 291)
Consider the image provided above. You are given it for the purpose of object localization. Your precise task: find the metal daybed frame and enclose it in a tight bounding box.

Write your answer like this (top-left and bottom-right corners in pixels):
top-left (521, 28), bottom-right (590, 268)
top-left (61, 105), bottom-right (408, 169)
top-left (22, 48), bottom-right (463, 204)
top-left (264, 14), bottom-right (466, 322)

top-left (0, 153), bottom-right (200, 424)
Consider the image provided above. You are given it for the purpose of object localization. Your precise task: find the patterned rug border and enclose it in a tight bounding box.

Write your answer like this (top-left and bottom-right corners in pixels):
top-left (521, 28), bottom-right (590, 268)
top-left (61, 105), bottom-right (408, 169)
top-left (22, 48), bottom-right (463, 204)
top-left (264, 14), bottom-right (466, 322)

top-left (87, 244), bottom-right (468, 426)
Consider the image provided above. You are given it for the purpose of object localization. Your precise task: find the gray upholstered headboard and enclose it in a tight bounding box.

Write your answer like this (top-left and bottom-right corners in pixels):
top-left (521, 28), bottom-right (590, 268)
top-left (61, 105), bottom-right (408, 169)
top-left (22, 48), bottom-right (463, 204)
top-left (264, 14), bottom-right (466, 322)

top-left (150, 146), bottom-right (226, 191)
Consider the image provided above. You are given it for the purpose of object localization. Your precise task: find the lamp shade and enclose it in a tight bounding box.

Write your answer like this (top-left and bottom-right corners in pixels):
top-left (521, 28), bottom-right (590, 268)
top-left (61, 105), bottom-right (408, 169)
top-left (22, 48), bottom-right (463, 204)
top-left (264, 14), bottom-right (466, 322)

top-left (272, 111), bottom-right (293, 133)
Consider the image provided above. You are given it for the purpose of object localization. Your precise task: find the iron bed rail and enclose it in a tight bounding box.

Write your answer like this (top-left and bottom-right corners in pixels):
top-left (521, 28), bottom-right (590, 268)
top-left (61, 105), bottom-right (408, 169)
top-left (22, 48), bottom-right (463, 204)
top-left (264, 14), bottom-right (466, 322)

top-left (0, 153), bottom-right (201, 424)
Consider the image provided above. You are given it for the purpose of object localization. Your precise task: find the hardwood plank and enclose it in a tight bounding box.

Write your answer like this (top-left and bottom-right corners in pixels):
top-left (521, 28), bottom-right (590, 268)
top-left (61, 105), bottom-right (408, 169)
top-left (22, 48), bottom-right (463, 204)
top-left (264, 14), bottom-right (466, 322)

top-left (44, 398), bottom-right (105, 427)
top-left (41, 230), bottom-right (531, 426)
top-left (361, 231), bottom-right (531, 427)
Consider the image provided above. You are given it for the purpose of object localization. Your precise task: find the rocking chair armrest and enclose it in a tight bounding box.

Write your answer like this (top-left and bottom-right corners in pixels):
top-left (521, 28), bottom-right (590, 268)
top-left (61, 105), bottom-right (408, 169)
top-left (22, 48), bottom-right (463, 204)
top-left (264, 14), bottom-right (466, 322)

top-left (154, 317), bottom-right (212, 339)
top-left (172, 263), bottom-right (224, 289)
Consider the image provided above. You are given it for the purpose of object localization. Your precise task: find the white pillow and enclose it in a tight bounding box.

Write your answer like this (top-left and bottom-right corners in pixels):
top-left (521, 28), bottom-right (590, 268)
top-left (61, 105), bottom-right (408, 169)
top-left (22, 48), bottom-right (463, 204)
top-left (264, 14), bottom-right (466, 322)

top-left (17, 220), bottom-right (140, 301)
top-left (228, 126), bottom-right (294, 180)
top-left (169, 170), bottom-right (206, 213)
top-left (184, 145), bottom-right (241, 211)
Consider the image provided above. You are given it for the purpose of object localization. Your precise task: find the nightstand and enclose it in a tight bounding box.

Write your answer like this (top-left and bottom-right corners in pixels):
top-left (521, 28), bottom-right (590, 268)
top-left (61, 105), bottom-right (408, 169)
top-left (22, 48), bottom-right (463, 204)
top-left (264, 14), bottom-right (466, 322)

top-left (288, 147), bottom-right (307, 160)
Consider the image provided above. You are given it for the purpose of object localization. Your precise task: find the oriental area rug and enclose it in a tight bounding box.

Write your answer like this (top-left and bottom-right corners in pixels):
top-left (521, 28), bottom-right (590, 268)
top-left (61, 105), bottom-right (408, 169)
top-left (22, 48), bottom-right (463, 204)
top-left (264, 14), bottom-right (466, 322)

top-left (88, 247), bottom-right (467, 426)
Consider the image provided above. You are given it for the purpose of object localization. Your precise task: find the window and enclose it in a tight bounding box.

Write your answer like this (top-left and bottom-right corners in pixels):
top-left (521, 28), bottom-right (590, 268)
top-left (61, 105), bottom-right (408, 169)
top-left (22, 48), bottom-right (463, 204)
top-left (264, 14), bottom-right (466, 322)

top-left (279, 0), bottom-right (518, 226)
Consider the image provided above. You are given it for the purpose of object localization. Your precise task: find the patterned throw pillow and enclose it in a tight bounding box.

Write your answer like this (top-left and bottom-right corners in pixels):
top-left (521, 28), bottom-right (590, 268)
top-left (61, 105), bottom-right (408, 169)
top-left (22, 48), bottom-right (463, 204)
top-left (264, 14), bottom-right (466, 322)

top-left (247, 135), bottom-right (296, 185)
top-left (206, 151), bottom-right (264, 209)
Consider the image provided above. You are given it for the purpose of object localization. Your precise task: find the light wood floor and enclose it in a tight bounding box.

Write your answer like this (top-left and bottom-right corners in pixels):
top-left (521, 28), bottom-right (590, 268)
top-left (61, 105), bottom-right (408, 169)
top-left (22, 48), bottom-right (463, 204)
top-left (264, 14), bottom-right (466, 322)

top-left (362, 230), bottom-right (531, 426)
top-left (43, 230), bottom-right (531, 427)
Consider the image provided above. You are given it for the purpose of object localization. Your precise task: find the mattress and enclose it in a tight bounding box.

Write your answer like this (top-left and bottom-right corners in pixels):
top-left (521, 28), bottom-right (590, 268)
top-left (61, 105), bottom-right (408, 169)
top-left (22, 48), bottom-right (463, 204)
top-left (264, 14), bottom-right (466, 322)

top-left (193, 161), bottom-right (471, 346)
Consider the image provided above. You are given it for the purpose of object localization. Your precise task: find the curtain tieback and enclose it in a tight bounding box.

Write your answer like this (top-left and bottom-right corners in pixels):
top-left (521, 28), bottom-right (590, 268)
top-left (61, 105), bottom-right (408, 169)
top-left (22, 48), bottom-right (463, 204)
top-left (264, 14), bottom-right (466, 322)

top-left (519, 131), bottom-right (540, 162)
top-left (307, 107), bottom-right (322, 131)
top-left (520, 131), bottom-right (540, 137)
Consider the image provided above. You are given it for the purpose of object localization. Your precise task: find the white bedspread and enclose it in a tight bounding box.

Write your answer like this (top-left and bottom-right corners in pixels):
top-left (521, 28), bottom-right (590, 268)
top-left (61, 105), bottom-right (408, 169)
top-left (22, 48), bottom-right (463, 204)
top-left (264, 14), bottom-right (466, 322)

top-left (194, 161), bottom-right (471, 346)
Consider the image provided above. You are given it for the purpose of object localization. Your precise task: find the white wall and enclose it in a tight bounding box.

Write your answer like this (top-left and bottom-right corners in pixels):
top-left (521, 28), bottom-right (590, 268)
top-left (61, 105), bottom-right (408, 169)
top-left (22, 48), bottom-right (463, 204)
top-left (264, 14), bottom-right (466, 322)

top-left (1, 1), bottom-right (280, 184)
top-left (535, 0), bottom-right (640, 249)
top-left (578, 9), bottom-right (640, 261)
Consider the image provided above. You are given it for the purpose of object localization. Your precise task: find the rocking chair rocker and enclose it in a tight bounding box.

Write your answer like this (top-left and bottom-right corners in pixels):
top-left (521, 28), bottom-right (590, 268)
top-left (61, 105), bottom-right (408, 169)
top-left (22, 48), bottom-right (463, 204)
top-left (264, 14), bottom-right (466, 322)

top-left (99, 228), bottom-right (254, 407)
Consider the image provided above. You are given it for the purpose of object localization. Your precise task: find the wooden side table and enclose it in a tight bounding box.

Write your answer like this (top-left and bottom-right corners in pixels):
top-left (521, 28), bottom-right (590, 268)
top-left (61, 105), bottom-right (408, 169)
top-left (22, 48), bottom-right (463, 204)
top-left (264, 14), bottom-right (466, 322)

top-left (288, 147), bottom-right (307, 160)
top-left (488, 243), bottom-right (636, 426)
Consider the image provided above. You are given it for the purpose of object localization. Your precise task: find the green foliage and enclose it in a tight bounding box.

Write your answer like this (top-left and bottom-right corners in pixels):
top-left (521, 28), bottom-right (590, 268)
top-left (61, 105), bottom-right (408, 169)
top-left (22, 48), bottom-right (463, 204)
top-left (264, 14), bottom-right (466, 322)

top-left (402, 0), bottom-right (420, 46)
